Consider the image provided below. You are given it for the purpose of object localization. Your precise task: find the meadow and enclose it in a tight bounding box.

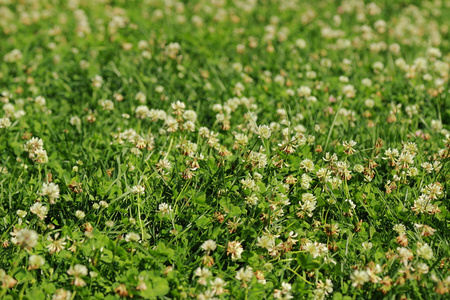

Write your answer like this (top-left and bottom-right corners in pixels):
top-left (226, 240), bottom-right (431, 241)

top-left (0, 0), bottom-right (449, 299)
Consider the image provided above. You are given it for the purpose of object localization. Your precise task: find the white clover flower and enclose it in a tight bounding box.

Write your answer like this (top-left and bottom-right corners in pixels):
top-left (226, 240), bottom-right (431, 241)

top-left (70, 116), bottom-right (81, 126)
top-left (274, 281), bottom-right (293, 299)
top-left (165, 42), bottom-right (181, 58)
top-left (304, 241), bottom-right (328, 258)
top-left (67, 264), bottom-right (88, 287)
top-left (75, 210), bottom-right (85, 219)
top-left (256, 235), bottom-right (275, 250)
top-left (98, 99), bottom-right (114, 111)
top-left (300, 159), bottom-right (314, 172)
top-left (339, 76), bottom-right (349, 83)
top-left (67, 264), bottom-right (88, 277)
top-left (412, 194), bottom-right (435, 214)
top-left (41, 182), bottom-right (60, 204)
top-left (354, 164), bottom-right (364, 173)
top-left (345, 199), bottom-right (356, 210)
top-left (24, 137), bottom-right (44, 153)
top-left (80, 60), bottom-right (89, 69)
top-left (364, 99), bottom-right (375, 108)
top-left (11, 228), bottom-right (39, 249)
top-left (343, 140), bottom-right (357, 155)
top-left (350, 270), bottom-right (369, 287)
top-left (235, 266), bottom-right (253, 282)
top-left (389, 43), bottom-right (401, 55)
top-left (431, 120), bottom-right (442, 132)
top-left (301, 174), bottom-right (312, 190)
top-left (416, 262), bottom-right (429, 274)
top-left (2, 103), bottom-right (13, 114)
top-left (300, 193), bottom-right (317, 217)
top-left (342, 84), bottom-right (356, 98)
top-left (34, 149), bottom-right (49, 164)
top-left (245, 194), bottom-right (258, 206)
top-left (397, 247), bottom-right (414, 265)
top-left (158, 203), bottom-right (173, 215)
top-left (227, 241), bottom-right (244, 261)
top-left (91, 75), bottom-right (103, 88)
top-left (241, 177), bottom-right (259, 192)
top-left (297, 86), bottom-right (311, 97)
top-left (135, 105), bottom-right (149, 119)
top-left (17, 210), bottom-right (27, 218)
top-left (171, 100), bottom-right (186, 112)
top-left (0, 116), bottom-right (11, 128)
top-left (210, 277), bottom-right (227, 295)
top-left (427, 47), bottom-right (441, 58)
top-left (29, 255), bottom-right (45, 269)
top-left (30, 202), bottom-right (48, 220)
top-left (14, 109), bottom-right (25, 119)
top-left (361, 78), bottom-right (372, 87)
top-left (35, 96), bottom-right (46, 106)
top-left (201, 240), bottom-right (217, 253)
top-left (125, 232), bottom-right (140, 242)
top-left (183, 110), bottom-right (197, 122)
top-left (373, 61), bottom-right (384, 70)
top-left (52, 289), bottom-right (72, 300)
top-left (362, 241), bottom-right (373, 250)
top-left (131, 185), bottom-right (145, 195)
top-left (417, 243), bottom-right (433, 260)
top-left (256, 124), bottom-right (271, 139)
top-left (421, 162), bottom-right (434, 173)
top-left (4, 49), bottom-right (23, 62)
top-left (46, 233), bottom-right (66, 253)
top-left (247, 150), bottom-right (267, 169)
top-left (194, 267), bottom-right (212, 286)
top-left (295, 39), bottom-right (306, 48)
top-left (135, 92), bottom-right (146, 103)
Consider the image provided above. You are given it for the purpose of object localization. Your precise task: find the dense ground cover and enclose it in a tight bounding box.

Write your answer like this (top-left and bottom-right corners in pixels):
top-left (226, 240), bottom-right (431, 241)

top-left (0, 0), bottom-right (449, 299)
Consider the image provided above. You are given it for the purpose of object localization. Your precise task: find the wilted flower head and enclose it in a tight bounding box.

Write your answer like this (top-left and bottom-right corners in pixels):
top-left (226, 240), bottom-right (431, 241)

top-left (414, 224), bottom-right (436, 237)
top-left (0, 269), bottom-right (17, 289)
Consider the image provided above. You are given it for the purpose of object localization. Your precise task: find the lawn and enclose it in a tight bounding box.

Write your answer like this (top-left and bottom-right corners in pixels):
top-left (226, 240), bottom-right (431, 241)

top-left (0, 0), bottom-right (449, 299)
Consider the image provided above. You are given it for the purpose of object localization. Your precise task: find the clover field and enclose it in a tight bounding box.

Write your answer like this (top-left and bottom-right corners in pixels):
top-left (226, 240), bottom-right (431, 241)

top-left (0, 0), bottom-right (449, 299)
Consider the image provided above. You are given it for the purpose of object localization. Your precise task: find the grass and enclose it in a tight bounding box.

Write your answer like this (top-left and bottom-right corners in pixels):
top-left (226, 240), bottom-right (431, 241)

top-left (0, 0), bottom-right (449, 299)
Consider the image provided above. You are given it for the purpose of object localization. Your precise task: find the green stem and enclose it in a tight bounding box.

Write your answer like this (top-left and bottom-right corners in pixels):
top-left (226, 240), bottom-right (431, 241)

top-left (137, 195), bottom-right (145, 240)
